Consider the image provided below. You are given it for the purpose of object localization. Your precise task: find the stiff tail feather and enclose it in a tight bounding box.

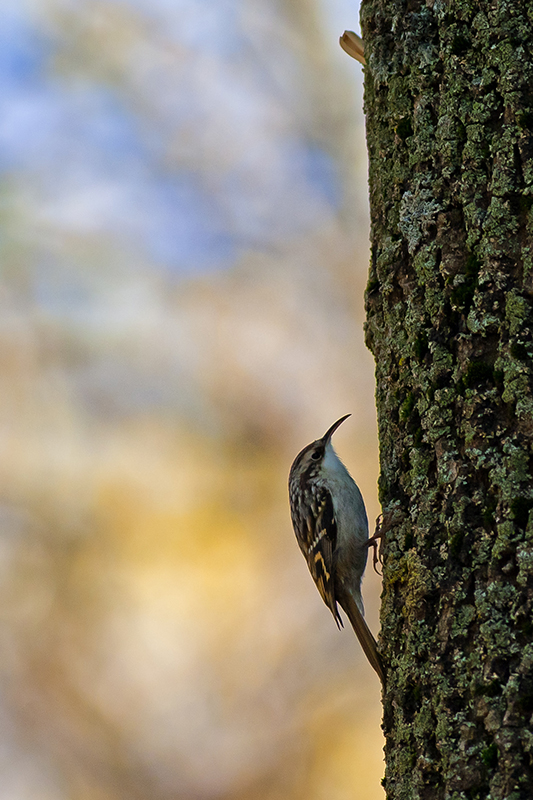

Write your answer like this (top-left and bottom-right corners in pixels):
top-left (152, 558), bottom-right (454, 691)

top-left (339, 591), bottom-right (385, 686)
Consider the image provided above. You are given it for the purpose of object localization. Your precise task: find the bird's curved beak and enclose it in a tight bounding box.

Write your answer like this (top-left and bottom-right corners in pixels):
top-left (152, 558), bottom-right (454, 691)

top-left (321, 414), bottom-right (351, 444)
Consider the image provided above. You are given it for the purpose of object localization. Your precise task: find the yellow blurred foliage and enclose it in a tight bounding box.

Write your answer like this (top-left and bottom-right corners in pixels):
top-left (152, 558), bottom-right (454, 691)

top-left (0, 0), bottom-right (384, 798)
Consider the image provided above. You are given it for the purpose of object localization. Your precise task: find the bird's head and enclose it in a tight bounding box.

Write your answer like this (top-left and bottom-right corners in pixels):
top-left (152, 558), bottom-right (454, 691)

top-left (289, 415), bottom-right (351, 481)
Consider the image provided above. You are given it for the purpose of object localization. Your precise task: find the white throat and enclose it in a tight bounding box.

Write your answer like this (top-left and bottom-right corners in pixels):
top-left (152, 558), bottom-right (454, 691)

top-left (323, 442), bottom-right (349, 477)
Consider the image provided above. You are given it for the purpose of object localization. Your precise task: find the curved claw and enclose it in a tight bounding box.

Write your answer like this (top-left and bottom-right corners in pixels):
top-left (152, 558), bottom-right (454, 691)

top-left (364, 514), bottom-right (384, 575)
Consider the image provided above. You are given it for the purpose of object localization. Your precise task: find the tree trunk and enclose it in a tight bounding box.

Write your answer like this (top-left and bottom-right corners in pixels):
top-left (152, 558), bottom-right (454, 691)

top-left (360, 1), bottom-right (533, 798)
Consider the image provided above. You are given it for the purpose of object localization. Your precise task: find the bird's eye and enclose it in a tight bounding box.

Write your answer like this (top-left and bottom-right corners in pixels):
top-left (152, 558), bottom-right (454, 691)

top-left (311, 451), bottom-right (321, 460)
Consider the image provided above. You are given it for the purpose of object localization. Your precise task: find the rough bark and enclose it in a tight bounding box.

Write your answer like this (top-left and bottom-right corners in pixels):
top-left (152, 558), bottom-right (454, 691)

top-left (360, 1), bottom-right (533, 798)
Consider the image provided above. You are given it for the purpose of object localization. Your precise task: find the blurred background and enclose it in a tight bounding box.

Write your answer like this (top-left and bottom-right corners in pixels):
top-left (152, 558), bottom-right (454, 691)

top-left (0, 0), bottom-right (383, 798)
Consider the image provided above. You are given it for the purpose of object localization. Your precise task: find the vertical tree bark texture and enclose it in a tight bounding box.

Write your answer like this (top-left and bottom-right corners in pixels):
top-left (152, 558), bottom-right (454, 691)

top-left (360, 1), bottom-right (533, 798)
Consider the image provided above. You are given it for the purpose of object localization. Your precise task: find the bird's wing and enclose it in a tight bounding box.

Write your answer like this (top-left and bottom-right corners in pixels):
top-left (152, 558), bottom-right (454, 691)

top-left (299, 487), bottom-right (343, 628)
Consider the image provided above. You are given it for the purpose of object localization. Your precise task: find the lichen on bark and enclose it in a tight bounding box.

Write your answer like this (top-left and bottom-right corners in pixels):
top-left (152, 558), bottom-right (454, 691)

top-left (360, 0), bottom-right (533, 797)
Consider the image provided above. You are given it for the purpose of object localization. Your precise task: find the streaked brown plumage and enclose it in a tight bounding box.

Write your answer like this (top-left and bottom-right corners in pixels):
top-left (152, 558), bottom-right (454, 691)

top-left (289, 416), bottom-right (384, 684)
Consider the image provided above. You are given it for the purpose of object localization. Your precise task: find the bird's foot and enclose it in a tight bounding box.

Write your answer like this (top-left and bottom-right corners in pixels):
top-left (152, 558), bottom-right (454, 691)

top-left (364, 514), bottom-right (384, 575)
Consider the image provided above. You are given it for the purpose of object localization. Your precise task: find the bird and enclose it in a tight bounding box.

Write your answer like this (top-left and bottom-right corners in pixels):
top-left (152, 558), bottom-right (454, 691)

top-left (339, 30), bottom-right (366, 65)
top-left (288, 415), bottom-right (384, 684)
